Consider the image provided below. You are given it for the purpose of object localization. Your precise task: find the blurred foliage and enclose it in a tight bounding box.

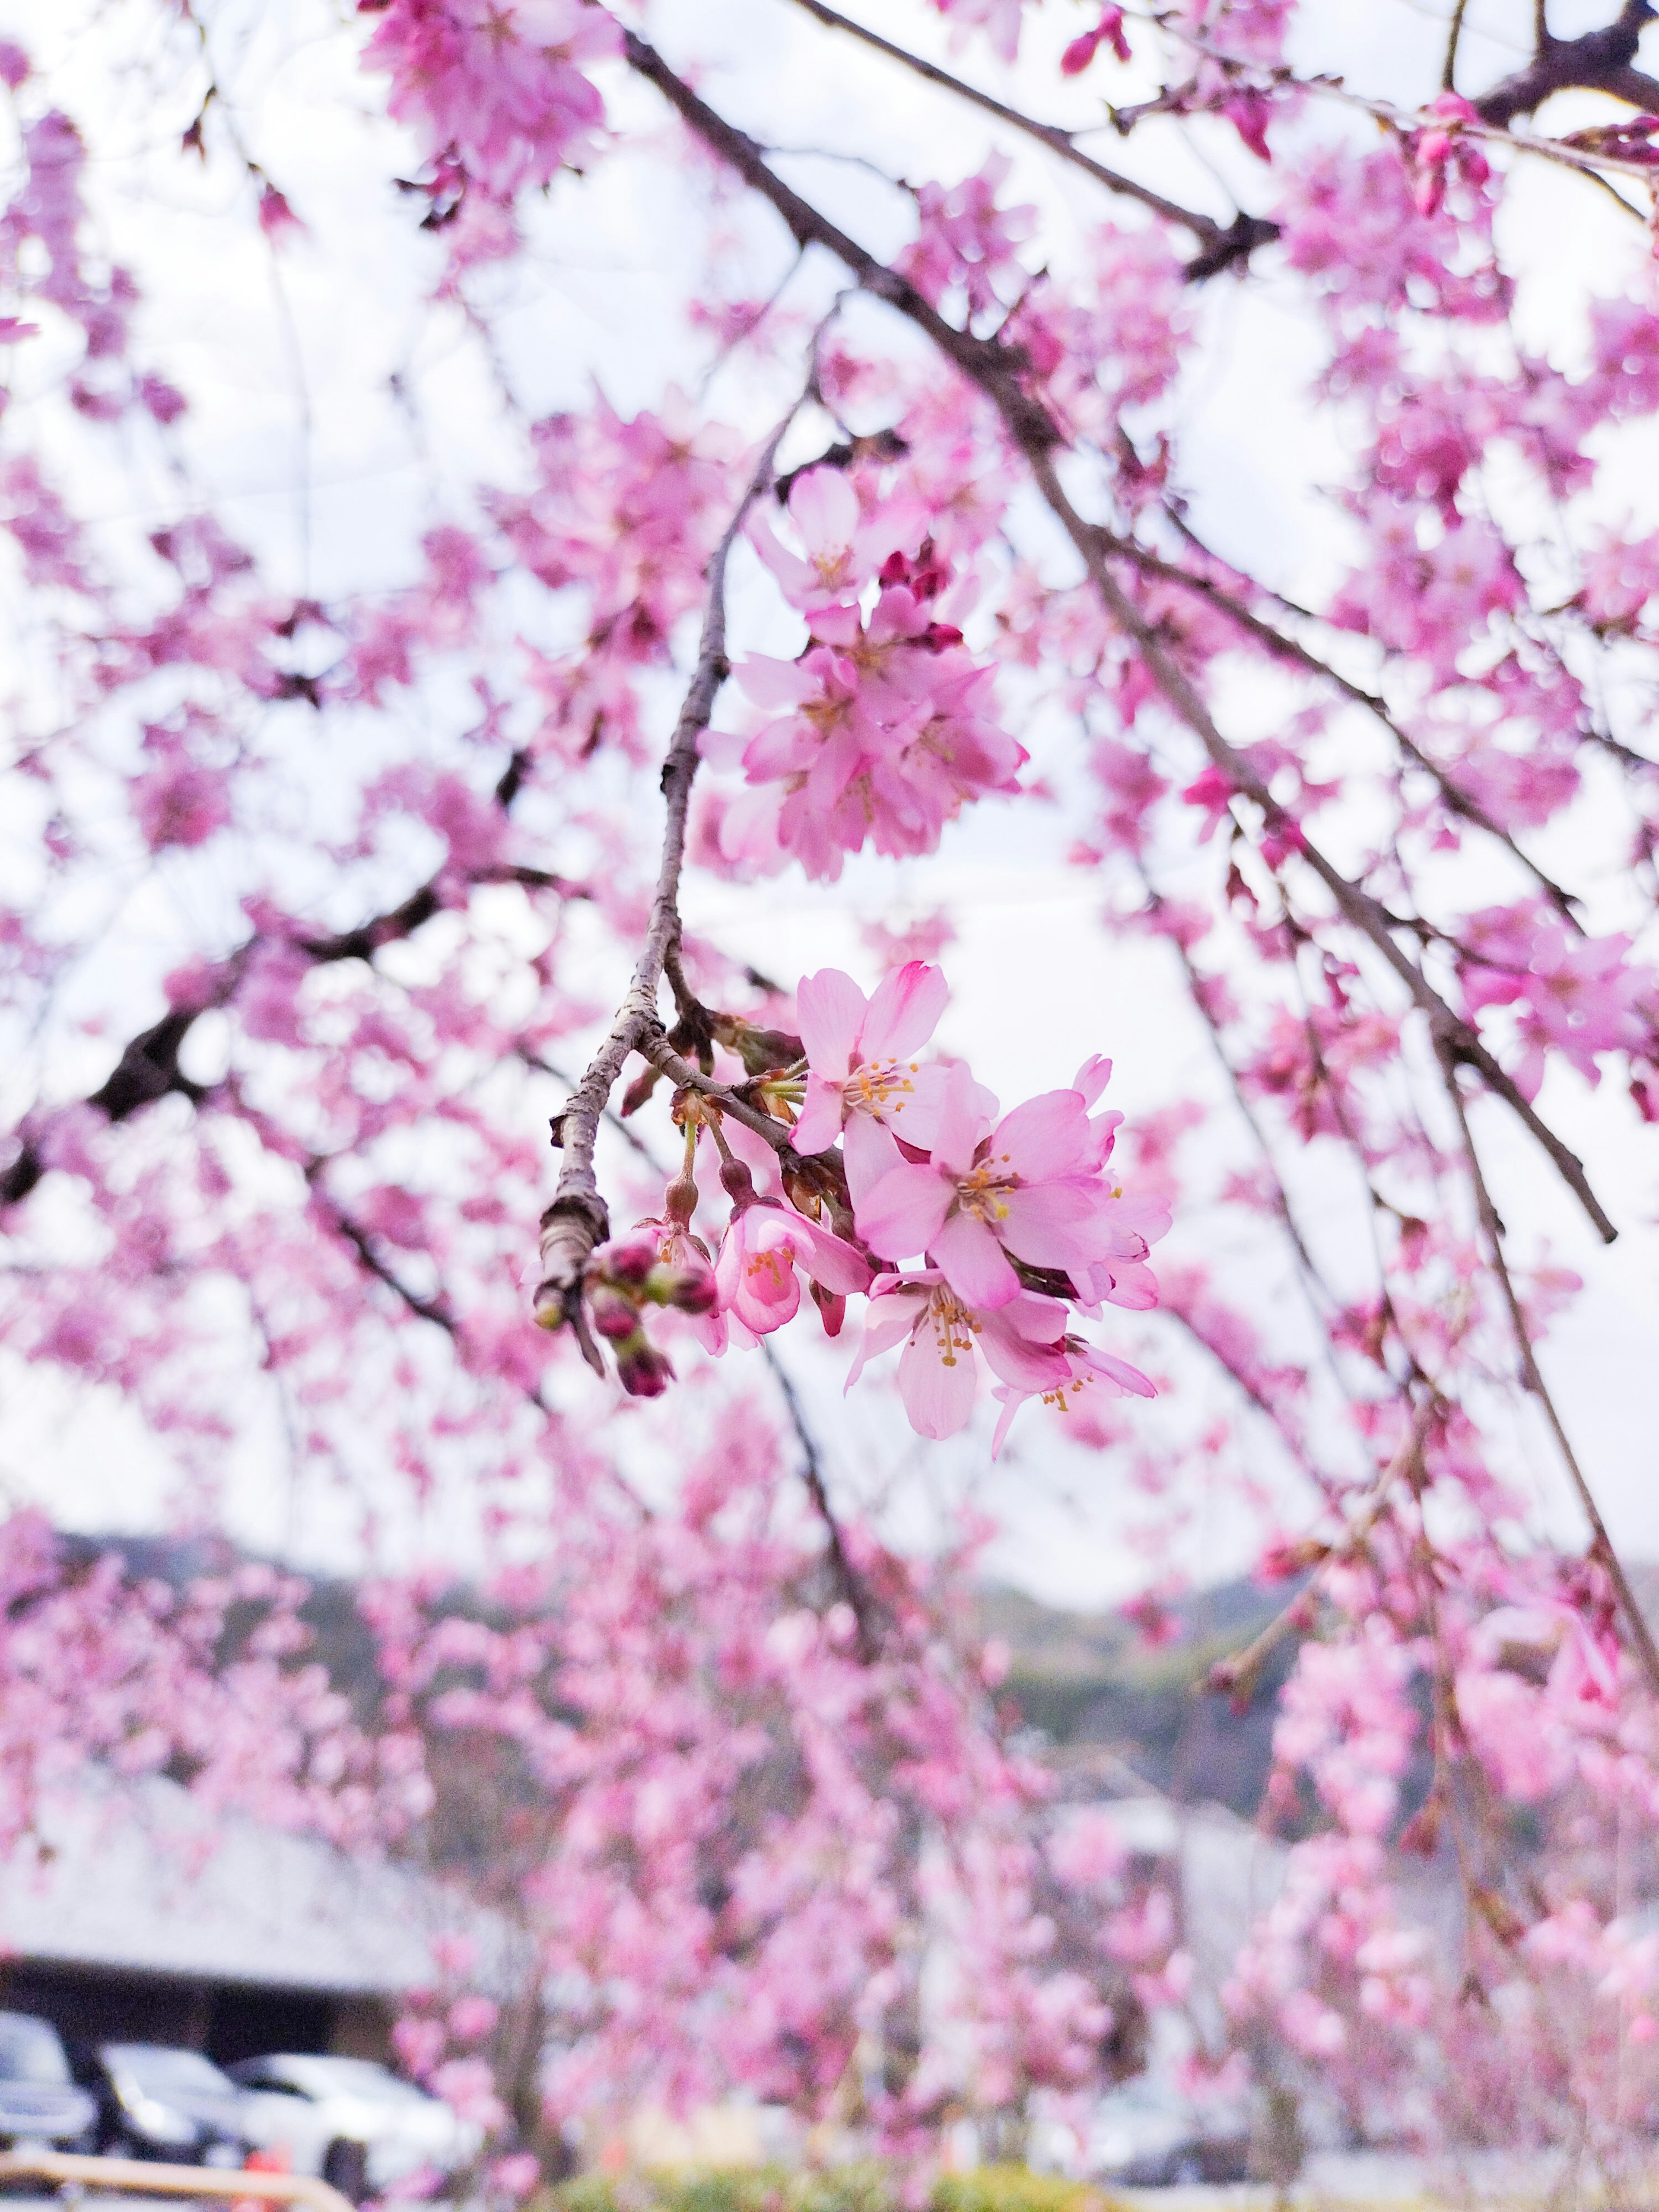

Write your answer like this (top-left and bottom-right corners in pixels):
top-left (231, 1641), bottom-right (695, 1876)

top-left (541, 2164), bottom-right (1116, 2212)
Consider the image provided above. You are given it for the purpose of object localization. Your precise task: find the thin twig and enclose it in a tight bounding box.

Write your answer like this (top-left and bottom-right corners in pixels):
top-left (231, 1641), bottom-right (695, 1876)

top-left (781, 0), bottom-right (1277, 273)
top-left (531, 390), bottom-right (811, 1353)
top-left (1444, 0), bottom-right (1472, 90)
top-left (1433, 1031), bottom-right (1659, 1700)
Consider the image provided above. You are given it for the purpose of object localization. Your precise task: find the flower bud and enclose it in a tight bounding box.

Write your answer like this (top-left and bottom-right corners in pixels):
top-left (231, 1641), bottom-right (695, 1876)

top-left (588, 1284), bottom-right (640, 1341)
top-left (659, 1254), bottom-right (718, 1315)
top-left (590, 1230), bottom-right (658, 1289)
top-left (614, 1326), bottom-right (673, 1398)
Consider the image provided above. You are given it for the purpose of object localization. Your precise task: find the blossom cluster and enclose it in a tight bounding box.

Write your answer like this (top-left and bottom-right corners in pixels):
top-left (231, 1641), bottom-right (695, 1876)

top-left (582, 962), bottom-right (1163, 1446)
top-left (698, 470), bottom-right (1026, 880)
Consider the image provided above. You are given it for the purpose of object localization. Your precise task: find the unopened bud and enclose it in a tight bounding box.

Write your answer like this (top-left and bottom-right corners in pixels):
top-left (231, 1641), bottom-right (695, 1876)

top-left (591, 1230), bottom-right (657, 1289)
top-left (615, 1327), bottom-right (673, 1398)
top-left (660, 1255), bottom-right (718, 1315)
top-left (719, 1157), bottom-right (756, 1208)
top-left (588, 1284), bottom-right (641, 1341)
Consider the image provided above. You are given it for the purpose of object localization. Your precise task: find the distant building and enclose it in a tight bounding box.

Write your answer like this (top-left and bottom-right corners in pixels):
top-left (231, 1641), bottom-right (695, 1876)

top-left (0, 1774), bottom-right (518, 2063)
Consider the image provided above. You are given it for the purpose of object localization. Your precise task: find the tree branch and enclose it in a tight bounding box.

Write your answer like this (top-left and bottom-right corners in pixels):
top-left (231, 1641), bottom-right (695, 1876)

top-left (531, 392), bottom-right (810, 1348)
top-left (781, 0), bottom-right (1278, 276)
top-left (1475, 0), bottom-right (1658, 124)
top-left (622, 29), bottom-right (1621, 1248)
top-left (1433, 1033), bottom-right (1659, 1700)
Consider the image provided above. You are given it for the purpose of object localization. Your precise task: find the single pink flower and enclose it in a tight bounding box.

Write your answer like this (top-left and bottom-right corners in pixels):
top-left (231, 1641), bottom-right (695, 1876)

top-left (747, 468), bottom-right (917, 613)
top-left (854, 1059), bottom-right (1127, 1311)
top-left (846, 1269), bottom-right (1070, 1441)
top-left (990, 1334), bottom-right (1155, 1456)
top-left (706, 1200), bottom-right (871, 1348)
top-left (791, 960), bottom-right (963, 1197)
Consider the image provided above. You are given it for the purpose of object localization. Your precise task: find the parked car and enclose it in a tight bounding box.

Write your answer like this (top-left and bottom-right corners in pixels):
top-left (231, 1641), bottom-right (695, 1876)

top-left (1081, 2076), bottom-right (1252, 2187)
top-left (228, 2055), bottom-right (482, 2202)
top-left (75, 2043), bottom-right (253, 2167)
top-left (0, 2012), bottom-right (98, 2154)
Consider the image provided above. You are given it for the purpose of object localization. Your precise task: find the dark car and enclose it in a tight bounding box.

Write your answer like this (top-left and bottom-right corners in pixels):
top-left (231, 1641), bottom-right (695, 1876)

top-left (76, 2043), bottom-right (252, 2167)
top-left (0, 2012), bottom-right (98, 2152)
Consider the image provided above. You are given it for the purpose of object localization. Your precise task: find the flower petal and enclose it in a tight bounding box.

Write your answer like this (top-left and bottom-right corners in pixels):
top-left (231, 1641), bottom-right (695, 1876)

top-left (842, 1111), bottom-right (903, 1207)
top-left (856, 1163), bottom-right (953, 1260)
top-left (898, 1324), bottom-right (978, 1440)
top-left (795, 968), bottom-right (868, 1079)
top-left (860, 960), bottom-right (947, 1062)
top-left (990, 1088), bottom-right (1093, 1179)
top-left (931, 1058), bottom-right (995, 1176)
top-left (791, 1075), bottom-right (846, 1155)
top-left (929, 1208), bottom-right (1020, 1311)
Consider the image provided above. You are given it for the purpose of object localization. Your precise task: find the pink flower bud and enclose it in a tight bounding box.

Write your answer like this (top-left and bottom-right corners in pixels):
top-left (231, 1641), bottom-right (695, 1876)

top-left (658, 1255), bottom-right (718, 1315)
top-left (615, 1328), bottom-right (673, 1398)
top-left (591, 1230), bottom-right (658, 1288)
top-left (588, 1284), bottom-right (640, 1341)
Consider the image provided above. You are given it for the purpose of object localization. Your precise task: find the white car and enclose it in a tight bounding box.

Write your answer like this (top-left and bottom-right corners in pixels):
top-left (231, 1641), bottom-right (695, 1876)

top-left (227, 2055), bottom-right (483, 2201)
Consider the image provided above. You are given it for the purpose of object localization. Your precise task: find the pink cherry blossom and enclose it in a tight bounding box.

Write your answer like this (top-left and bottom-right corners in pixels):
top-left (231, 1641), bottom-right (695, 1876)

top-left (845, 1269), bottom-right (1071, 1440)
top-left (706, 1200), bottom-right (871, 1349)
top-left (855, 1060), bottom-right (1136, 1311)
top-left (791, 960), bottom-right (950, 1194)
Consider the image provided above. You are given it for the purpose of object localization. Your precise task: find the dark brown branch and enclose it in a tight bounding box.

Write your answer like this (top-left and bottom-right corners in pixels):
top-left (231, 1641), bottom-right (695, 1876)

top-left (622, 29), bottom-right (1621, 1248)
top-left (1475, 0), bottom-right (1658, 124)
top-left (1096, 526), bottom-right (1583, 926)
top-left (781, 0), bottom-right (1278, 276)
top-left (759, 1339), bottom-right (881, 1656)
top-left (1444, 0), bottom-right (1472, 91)
top-left (0, 844), bottom-right (579, 1213)
top-left (1433, 1034), bottom-right (1659, 1700)
top-left (531, 393), bottom-right (809, 1346)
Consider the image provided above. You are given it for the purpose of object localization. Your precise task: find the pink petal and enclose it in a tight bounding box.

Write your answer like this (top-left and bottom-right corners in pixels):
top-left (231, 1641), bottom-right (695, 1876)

top-left (998, 1180), bottom-right (1111, 1269)
top-left (1084, 1347), bottom-right (1157, 1398)
top-left (1073, 1054), bottom-right (1112, 1109)
top-left (990, 1089), bottom-right (1092, 1179)
top-left (845, 1284), bottom-right (926, 1389)
top-left (733, 653), bottom-right (819, 708)
top-left (979, 1305), bottom-right (1070, 1391)
top-left (788, 1214), bottom-right (873, 1296)
top-left (796, 968), bottom-right (867, 1077)
top-left (856, 1163), bottom-right (953, 1260)
top-left (791, 1076), bottom-right (845, 1155)
top-left (860, 960), bottom-right (947, 1062)
top-left (842, 1112), bottom-right (903, 1206)
top-left (931, 1059), bottom-right (995, 1176)
top-left (929, 1208), bottom-right (1019, 1311)
top-left (990, 1386), bottom-right (1027, 1459)
top-left (898, 1325), bottom-right (978, 1440)
top-left (788, 467), bottom-right (859, 556)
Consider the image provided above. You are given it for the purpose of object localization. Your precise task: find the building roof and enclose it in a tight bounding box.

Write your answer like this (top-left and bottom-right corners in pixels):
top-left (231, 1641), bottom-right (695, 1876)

top-left (0, 1776), bottom-right (520, 1997)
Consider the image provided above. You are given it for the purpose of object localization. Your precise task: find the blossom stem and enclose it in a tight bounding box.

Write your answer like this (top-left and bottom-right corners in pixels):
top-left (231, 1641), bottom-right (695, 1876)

top-left (1434, 1036), bottom-right (1659, 1700)
top-left (532, 390), bottom-right (811, 1348)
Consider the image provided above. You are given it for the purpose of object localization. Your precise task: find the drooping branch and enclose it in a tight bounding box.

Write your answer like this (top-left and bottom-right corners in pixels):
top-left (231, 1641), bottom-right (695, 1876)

top-left (1433, 1030), bottom-right (1659, 1700)
top-left (621, 29), bottom-right (1621, 1249)
top-left (1474, 0), bottom-right (1659, 125)
top-left (780, 0), bottom-right (1279, 277)
top-left (0, 847), bottom-right (582, 1211)
top-left (530, 392), bottom-right (810, 1351)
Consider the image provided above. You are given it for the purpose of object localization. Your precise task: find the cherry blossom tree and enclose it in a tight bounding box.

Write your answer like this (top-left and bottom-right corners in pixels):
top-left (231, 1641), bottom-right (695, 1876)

top-left (9, 0), bottom-right (1659, 2173)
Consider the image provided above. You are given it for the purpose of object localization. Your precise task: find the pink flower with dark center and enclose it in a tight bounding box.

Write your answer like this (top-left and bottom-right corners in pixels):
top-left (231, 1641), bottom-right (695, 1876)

top-left (791, 961), bottom-right (962, 1198)
top-left (855, 1059), bottom-right (1127, 1311)
top-left (845, 1269), bottom-right (1070, 1440)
